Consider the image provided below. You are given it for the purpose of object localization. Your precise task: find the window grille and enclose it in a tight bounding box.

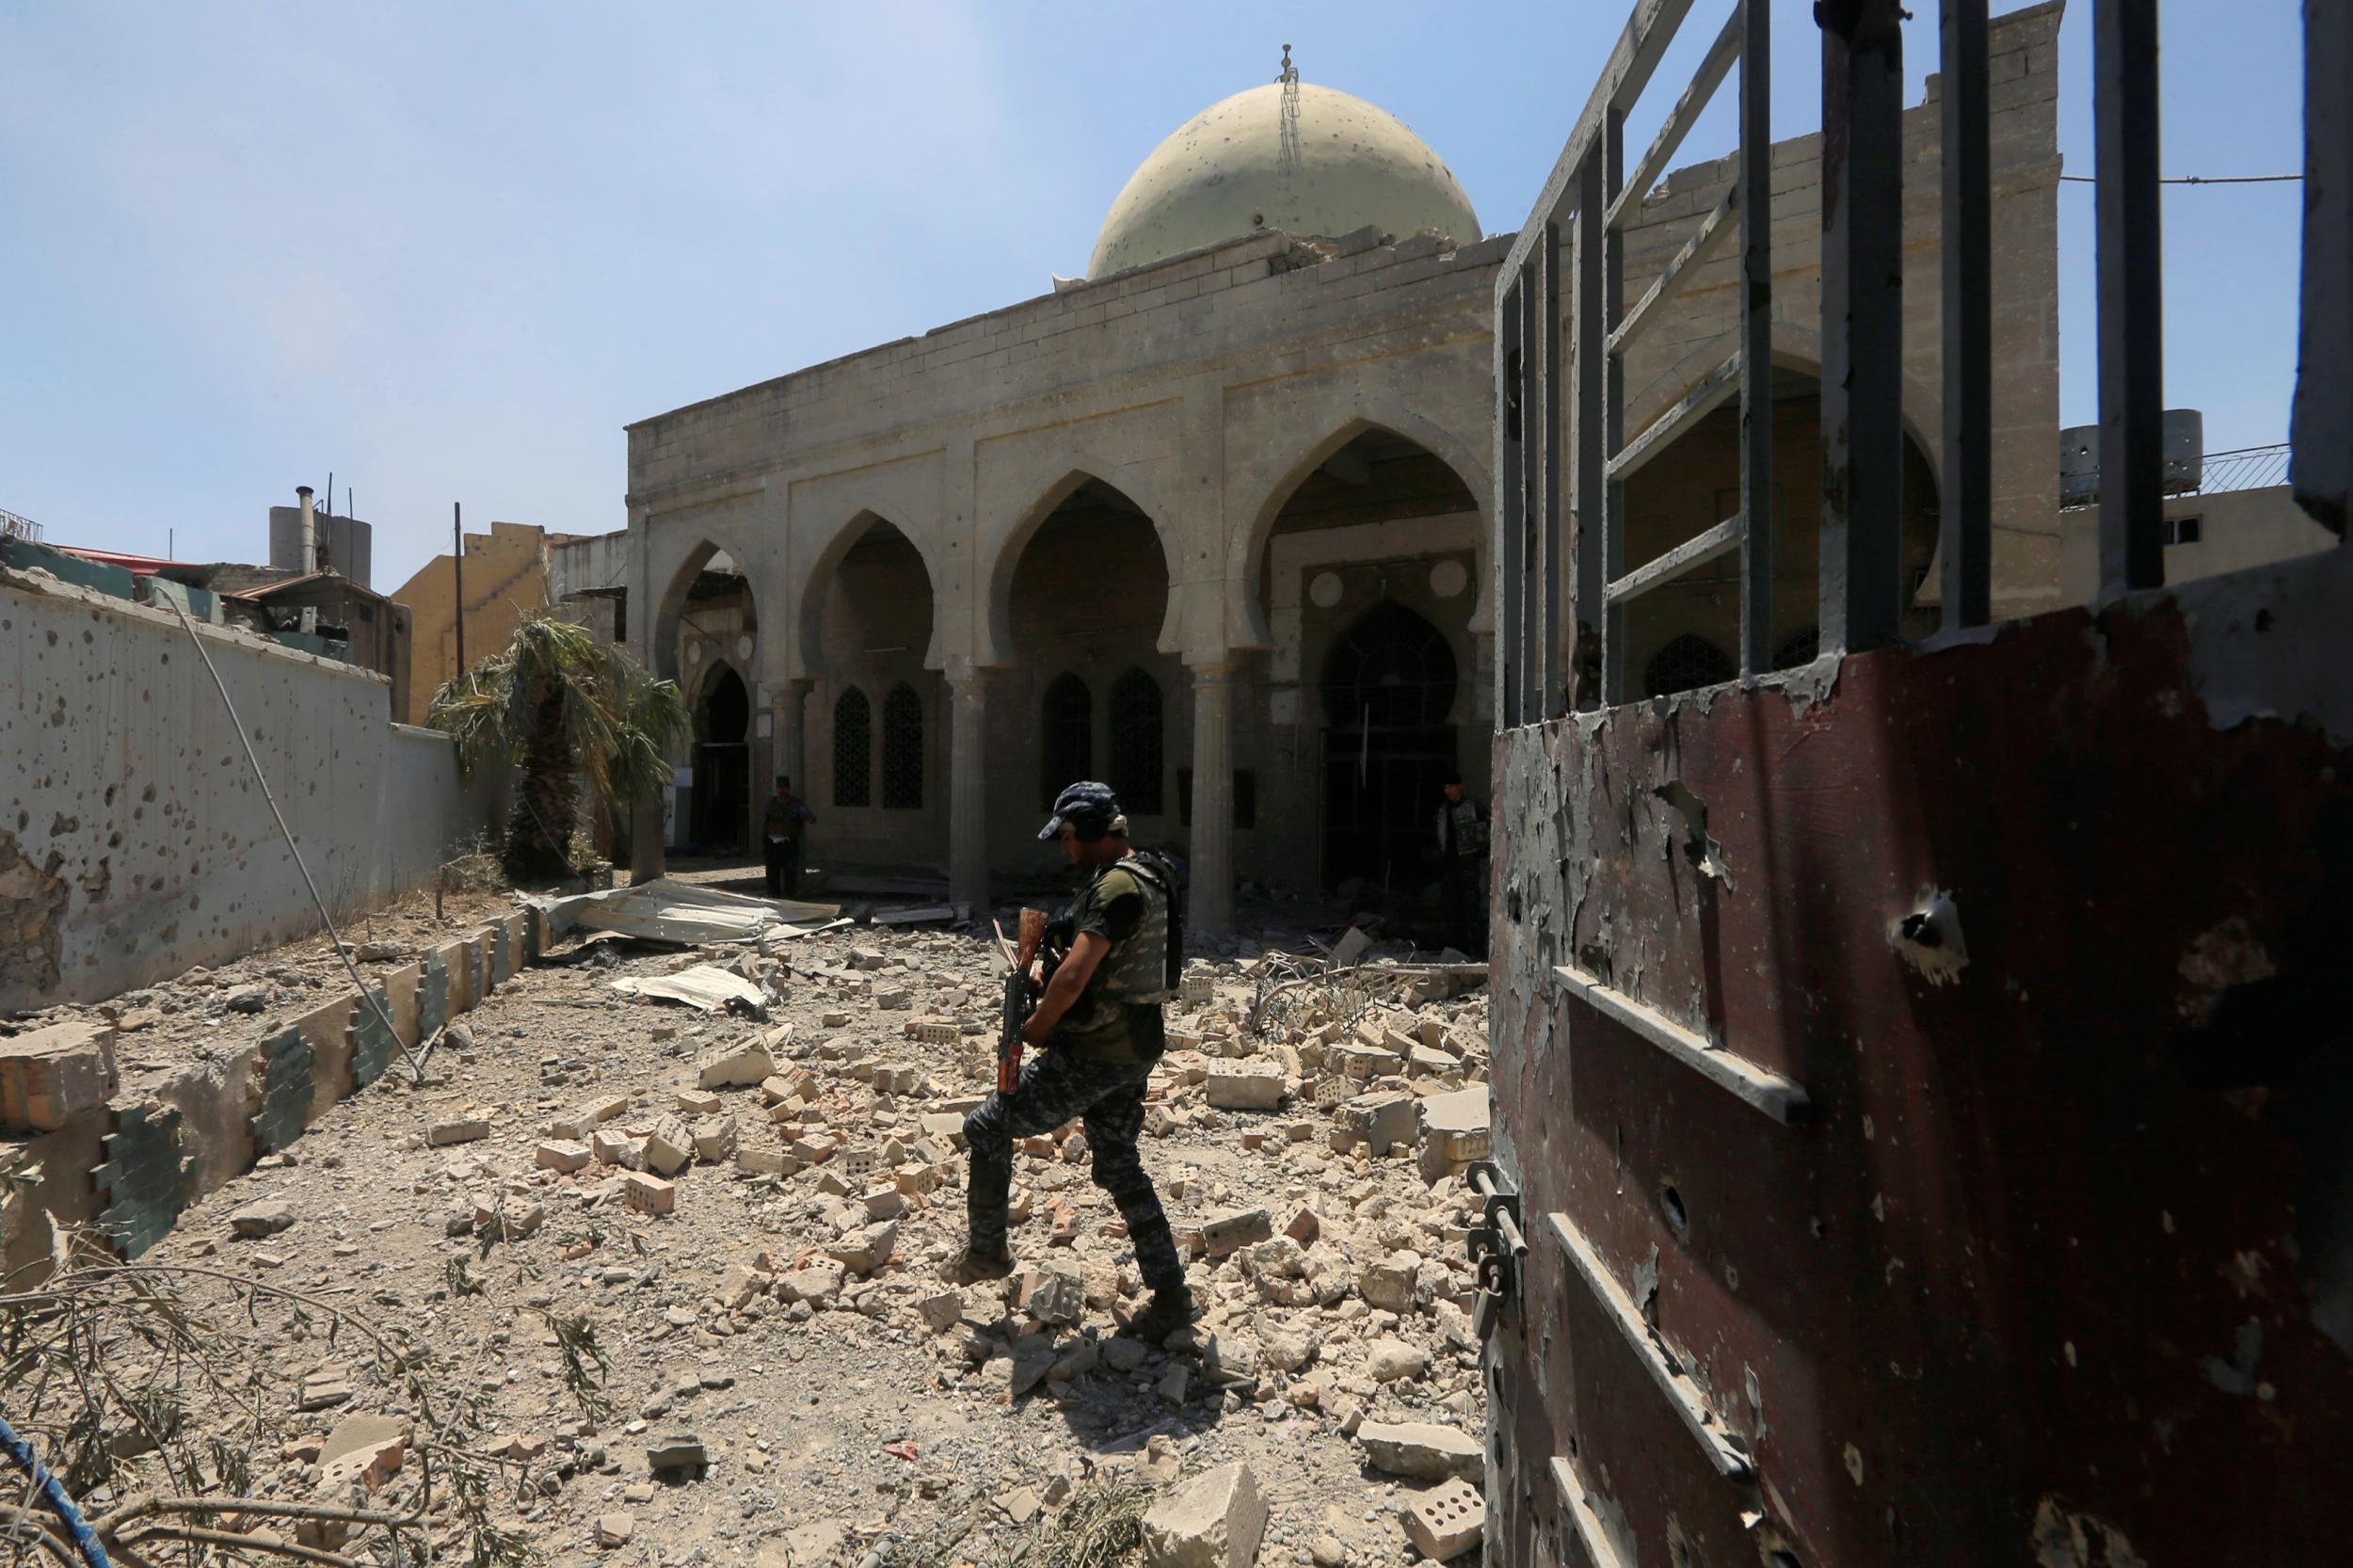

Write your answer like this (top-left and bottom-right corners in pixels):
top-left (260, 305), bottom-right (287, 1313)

top-left (1772, 626), bottom-right (1821, 669)
top-left (1107, 668), bottom-right (1165, 815)
top-left (882, 683), bottom-right (924, 809)
top-left (1643, 634), bottom-right (1735, 698)
top-left (1041, 673), bottom-right (1093, 809)
top-left (832, 687), bottom-right (871, 808)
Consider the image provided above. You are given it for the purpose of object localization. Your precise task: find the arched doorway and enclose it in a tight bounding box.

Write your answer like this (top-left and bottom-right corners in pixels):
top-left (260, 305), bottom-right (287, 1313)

top-left (690, 664), bottom-right (751, 853)
top-left (1321, 600), bottom-right (1457, 891)
top-left (988, 475), bottom-right (1175, 872)
top-left (1256, 424), bottom-right (1484, 893)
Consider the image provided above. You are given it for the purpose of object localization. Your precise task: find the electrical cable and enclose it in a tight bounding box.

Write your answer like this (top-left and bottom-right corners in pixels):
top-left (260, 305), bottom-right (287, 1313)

top-left (167, 606), bottom-right (425, 1083)
top-left (0, 1413), bottom-right (108, 1568)
top-left (2058, 172), bottom-right (2302, 184)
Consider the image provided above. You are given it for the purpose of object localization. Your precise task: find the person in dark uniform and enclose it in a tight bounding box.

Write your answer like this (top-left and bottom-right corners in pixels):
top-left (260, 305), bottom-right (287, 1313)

top-left (1435, 772), bottom-right (1489, 957)
top-left (761, 776), bottom-right (815, 898)
top-left (948, 781), bottom-right (1197, 1342)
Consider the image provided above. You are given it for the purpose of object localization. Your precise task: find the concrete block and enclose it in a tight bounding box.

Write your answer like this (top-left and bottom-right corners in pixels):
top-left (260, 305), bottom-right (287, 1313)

top-left (622, 1173), bottom-right (676, 1215)
top-left (1358, 1251), bottom-right (1422, 1313)
top-left (1141, 1461), bottom-right (1266, 1568)
top-left (735, 1141), bottom-right (790, 1176)
top-left (1019, 1263), bottom-right (1085, 1326)
top-left (0, 1022), bottom-right (118, 1132)
top-left (696, 1041), bottom-right (775, 1089)
top-left (1335, 1091), bottom-right (1416, 1152)
top-left (536, 1139), bottom-right (592, 1173)
top-left (1203, 1065), bottom-right (1285, 1112)
top-left (1356, 1420), bottom-right (1484, 1481)
top-left (675, 1088), bottom-right (722, 1116)
top-left (643, 1116), bottom-right (695, 1176)
top-left (427, 1116), bottom-right (490, 1147)
top-left (317, 1413), bottom-right (408, 1494)
top-left (1201, 1207), bottom-right (1273, 1258)
top-left (551, 1096), bottom-right (629, 1141)
top-left (689, 1113), bottom-right (739, 1162)
top-left (1402, 1477), bottom-right (1485, 1560)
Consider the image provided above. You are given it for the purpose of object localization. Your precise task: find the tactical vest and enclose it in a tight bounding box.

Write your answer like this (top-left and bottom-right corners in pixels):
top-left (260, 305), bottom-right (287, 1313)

top-left (1091, 852), bottom-right (1181, 1005)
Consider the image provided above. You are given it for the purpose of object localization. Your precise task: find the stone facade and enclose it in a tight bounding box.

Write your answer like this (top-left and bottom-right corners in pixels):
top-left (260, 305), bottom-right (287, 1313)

top-left (623, 8), bottom-right (2062, 926)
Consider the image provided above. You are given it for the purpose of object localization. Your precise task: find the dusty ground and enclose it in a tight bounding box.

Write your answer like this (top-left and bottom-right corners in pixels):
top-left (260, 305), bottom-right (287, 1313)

top-left (46, 900), bottom-right (1494, 1567)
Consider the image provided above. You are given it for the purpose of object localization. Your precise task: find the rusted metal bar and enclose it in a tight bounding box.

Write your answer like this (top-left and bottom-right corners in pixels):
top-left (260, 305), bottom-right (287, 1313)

top-left (1607, 353), bottom-right (1741, 483)
top-left (1497, 0), bottom-right (1700, 281)
top-left (1737, 0), bottom-right (1773, 673)
top-left (1550, 1458), bottom-right (1634, 1568)
top-left (1519, 261), bottom-right (1545, 725)
top-left (1498, 277), bottom-right (1527, 727)
top-left (2094, 0), bottom-right (2164, 598)
top-left (1607, 185), bottom-right (1737, 357)
top-left (1599, 108), bottom-right (1630, 705)
top-left (1940, 0), bottom-right (1993, 630)
top-left (1541, 220), bottom-right (1566, 715)
top-left (1606, 516), bottom-right (1741, 605)
top-left (1548, 1209), bottom-right (1756, 1480)
top-left (1817, 0), bottom-right (1907, 654)
top-left (2291, 0), bottom-right (2351, 533)
top-left (1574, 150), bottom-right (1609, 709)
top-left (1606, 3), bottom-right (1745, 232)
top-left (1554, 963), bottom-right (1810, 1120)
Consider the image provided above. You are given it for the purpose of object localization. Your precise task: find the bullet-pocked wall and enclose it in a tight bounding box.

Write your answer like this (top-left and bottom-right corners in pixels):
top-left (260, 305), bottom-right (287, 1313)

top-left (0, 570), bottom-right (503, 1009)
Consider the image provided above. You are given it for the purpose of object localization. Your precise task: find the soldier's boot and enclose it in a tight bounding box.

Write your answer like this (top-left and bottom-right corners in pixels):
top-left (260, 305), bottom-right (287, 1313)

top-left (1124, 1285), bottom-right (1198, 1344)
top-left (943, 1242), bottom-right (1015, 1286)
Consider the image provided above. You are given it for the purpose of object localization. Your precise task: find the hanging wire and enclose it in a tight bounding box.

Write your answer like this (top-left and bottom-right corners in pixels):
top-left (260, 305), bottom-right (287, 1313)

top-left (167, 605), bottom-right (427, 1083)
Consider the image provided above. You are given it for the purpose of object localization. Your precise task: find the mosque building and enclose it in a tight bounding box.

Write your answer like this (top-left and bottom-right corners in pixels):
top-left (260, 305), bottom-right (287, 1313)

top-left (623, 15), bottom-right (2063, 929)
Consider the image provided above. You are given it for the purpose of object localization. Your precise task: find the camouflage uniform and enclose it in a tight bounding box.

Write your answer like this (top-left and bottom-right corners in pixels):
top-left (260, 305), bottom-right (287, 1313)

top-left (961, 1048), bottom-right (1184, 1291)
top-left (962, 835), bottom-right (1187, 1292)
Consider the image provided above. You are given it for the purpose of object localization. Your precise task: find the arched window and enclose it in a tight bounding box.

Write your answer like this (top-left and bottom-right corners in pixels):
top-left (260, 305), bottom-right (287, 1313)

top-left (1773, 626), bottom-right (1821, 669)
top-left (1643, 633), bottom-right (1736, 697)
top-left (882, 683), bottom-right (924, 809)
top-left (1041, 673), bottom-right (1092, 809)
top-left (1107, 668), bottom-right (1164, 815)
top-left (1322, 601), bottom-right (1458, 729)
top-left (832, 687), bottom-right (871, 808)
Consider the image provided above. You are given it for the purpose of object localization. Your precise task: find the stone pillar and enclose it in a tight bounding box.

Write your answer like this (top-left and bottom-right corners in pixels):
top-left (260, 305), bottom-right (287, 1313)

top-left (774, 679), bottom-right (814, 794)
top-left (948, 672), bottom-right (990, 913)
top-left (1186, 659), bottom-right (1236, 933)
top-left (628, 512), bottom-right (666, 884)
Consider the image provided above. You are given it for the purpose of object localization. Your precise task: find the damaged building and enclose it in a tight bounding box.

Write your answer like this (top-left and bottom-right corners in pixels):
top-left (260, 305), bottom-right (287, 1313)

top-left (622, 13), bottom-right (2073, 926)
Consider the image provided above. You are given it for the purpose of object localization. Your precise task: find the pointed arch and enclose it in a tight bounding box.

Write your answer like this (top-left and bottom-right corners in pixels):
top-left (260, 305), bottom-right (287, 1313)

top-left (982, 460), bottom-right (1178, 667)
top-left (650, 530), bottom-right (763, 687)
top-left (795, 507), bottom-right (944, 678)
top-left (1230, 403), bottom-right (1494, 648)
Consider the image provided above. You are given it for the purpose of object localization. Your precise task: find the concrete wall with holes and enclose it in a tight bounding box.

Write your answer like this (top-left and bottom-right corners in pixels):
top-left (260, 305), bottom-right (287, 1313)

top-left (0, 569), bottom-right (504, 1011)
top-left (0, 909), bottom-right (537, 1281)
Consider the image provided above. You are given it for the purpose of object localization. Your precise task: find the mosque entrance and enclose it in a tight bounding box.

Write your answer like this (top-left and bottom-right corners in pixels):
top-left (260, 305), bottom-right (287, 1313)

top-left (690, 664), bottom-right (750, 855)
top-left (1320, 600), bottom-right (1457, 893)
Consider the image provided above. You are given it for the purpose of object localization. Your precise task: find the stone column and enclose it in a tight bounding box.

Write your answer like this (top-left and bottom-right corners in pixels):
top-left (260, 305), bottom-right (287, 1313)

top-left (628, 512), bottom-right (666, 883)
top-left (1186, 659), bottom-right (1236, 933)
top-left (947, 671), bottom-right (990, 913)
top-left (774, 679), bottom-right (814, 794)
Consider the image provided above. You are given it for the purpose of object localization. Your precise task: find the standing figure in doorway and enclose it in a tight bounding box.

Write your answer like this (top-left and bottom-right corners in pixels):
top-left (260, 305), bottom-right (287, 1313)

top-left (949, 781), bottom-right (1197, 1343)
top-left (762, 776), bottom-right (816, 898)
top-left (1436, 772), bottom-right (1489, 957)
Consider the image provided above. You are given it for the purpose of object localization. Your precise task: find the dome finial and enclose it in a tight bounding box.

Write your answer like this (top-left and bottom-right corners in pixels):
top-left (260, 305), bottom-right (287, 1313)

top-left (1277, 43), bottom-right (1297, 86)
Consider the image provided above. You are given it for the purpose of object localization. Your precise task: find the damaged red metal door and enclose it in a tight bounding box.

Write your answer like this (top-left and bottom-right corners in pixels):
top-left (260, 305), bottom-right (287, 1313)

top-left (1477, 3), bottom-right (2353, 1564)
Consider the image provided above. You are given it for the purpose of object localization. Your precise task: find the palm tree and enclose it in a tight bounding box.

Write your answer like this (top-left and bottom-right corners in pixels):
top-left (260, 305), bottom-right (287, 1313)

top-left (428, 613), bottom-right (690, 880)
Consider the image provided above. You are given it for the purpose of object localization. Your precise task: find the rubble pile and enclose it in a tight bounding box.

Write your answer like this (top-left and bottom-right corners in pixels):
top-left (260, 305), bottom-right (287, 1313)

top-left (60, 915), bottom-right (1496, 1565)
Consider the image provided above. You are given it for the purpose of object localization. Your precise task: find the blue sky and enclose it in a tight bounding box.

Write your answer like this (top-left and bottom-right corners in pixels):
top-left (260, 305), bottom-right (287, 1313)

top-left (0, 2), bottom-right (2308, 594)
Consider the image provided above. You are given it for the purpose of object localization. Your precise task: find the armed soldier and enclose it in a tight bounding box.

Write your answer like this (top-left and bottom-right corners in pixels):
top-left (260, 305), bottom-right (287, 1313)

top-left (948, 781), bottom-right (1196, 1342)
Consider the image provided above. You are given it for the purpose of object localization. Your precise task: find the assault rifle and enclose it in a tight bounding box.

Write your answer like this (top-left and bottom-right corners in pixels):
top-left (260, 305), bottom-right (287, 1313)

top-left (991, 907), bottom-right (1063, 1094)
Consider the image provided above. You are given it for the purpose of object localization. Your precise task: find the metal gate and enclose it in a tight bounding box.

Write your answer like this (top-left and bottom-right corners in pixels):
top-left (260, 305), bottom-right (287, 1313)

top-left (1481, 4), bottom-right (2353, 1564)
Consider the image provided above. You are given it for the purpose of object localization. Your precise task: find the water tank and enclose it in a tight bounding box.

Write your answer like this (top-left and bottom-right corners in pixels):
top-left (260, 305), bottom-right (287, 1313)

top-left (2057, 409), bottom-right (2204, 506)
